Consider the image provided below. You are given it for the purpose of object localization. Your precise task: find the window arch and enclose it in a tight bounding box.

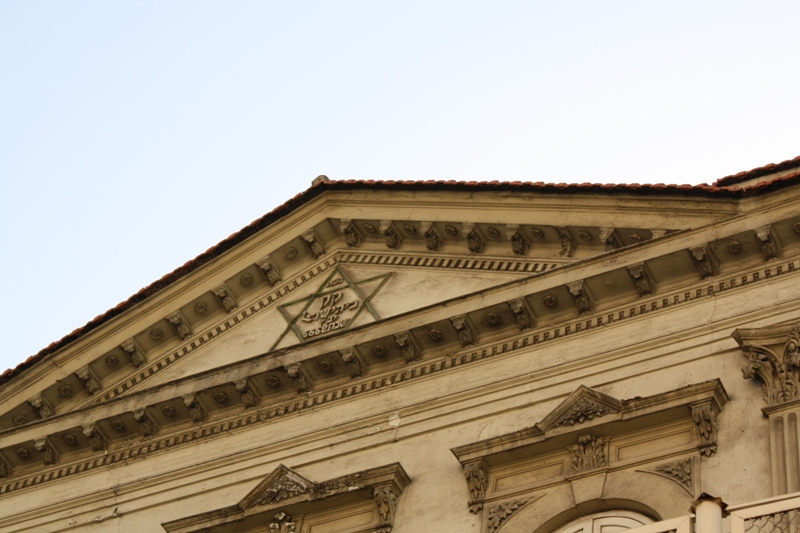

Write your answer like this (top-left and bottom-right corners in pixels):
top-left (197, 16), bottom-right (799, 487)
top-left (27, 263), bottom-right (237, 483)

top-left (550, 510), bottom-right (653, 533)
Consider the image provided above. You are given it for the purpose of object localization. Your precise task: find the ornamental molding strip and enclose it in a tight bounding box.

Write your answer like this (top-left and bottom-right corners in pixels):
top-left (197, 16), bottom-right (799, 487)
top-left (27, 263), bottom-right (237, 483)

top-left (162, 463), bottom-right (411, 533)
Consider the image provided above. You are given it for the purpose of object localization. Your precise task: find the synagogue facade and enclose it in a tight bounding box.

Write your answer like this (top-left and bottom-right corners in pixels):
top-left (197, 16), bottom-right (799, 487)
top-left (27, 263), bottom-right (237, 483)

top-left (2, 158), bottom-right (800, 533)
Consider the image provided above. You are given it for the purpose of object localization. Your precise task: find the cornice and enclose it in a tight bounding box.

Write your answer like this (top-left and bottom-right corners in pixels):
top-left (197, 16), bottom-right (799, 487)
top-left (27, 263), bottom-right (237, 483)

top-left (0, 246), bottom-right (798, 495)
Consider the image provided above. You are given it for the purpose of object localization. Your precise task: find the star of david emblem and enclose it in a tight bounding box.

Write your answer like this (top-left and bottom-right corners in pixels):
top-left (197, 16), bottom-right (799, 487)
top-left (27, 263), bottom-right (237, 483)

top-left (271, 267), bottom-right (392, 349)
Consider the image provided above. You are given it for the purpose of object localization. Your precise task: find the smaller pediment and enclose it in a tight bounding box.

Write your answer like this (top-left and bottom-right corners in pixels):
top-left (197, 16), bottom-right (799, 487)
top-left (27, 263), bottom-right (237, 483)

top-left (537, 385), bottom-right (622, 432)
top-left (239, 464), bottom-right (314, 509)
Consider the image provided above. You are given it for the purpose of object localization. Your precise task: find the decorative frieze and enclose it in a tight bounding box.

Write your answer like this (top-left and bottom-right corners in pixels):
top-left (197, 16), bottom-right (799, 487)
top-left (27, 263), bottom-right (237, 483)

top-left (508, 298), bottom-right (534, 331)
top-left (506, 224), bottom-right (529, 255)
top-left (340, 347), bottom-right (365, 378)
top-left (567, 434), bottom-right (610, 474)
top-left (558, 227), bottom-right (576, 257)
top-left (339, 219), bottom-right (363, 248)
top-left (212, 283), bottom-right (238, 312)
top-left (394, 331), bottom-right (421, 363)
top-left (234, 378), bottom-right (260, 408)
top-left (567, 280), bottom-right (593, 314)
top-left (75, 366), bottom-right (101, 395)
top-left (627, 262), bottom-right (654, 296)
top-left (464, 461), bottom-right (488, 513)
top-left (374, 484), bottom-right (399, 533)
top-left (462, 223), bottom-right (485, 253)
top-left (691, 402), bottom-right (720, 456)
top-left (286, 363), bottom-right (311, 393)
top-left (133, 408), bottom-right (158, 437)
top-left (380, 220), bottom-right (401, 249)
top-left (34, 438), bottom-right (58, 466)
top-left (120, 338), bottom-right (146, 367)
top-left (689, 245), bottom-right (717, 279)
top-left (166, 311), bottom-right (192, 340)
top-left (451, 315), bottom-right (476, 346)
top-left (487, 500), bottom-right (528, 533)
top-left (257, 257), bottom-right (282, 286)
top-left (302, 229), bottom-right (325, 258)
top-left (82, 423), bottom-right (107, 451)
top-left (183, 393), bottom-right (207, 423)
top-left (28, 394), bottom-right (54, 419)
top-left (419, 221), bottom-right (441, 251)
top-left (755, 225), bottom-right (780, 261)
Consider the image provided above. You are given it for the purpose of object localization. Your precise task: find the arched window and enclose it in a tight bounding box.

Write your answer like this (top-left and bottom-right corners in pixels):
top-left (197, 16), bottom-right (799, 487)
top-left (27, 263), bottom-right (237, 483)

top-left (551, 510), bottom-right (653, 533)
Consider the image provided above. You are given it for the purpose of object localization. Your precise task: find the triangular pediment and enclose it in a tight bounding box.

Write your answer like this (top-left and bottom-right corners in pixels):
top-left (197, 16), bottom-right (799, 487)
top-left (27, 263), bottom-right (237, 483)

top-left (239, 464), bottom-right (314, 510)
top-left (537, 385), bottom-right (623, 432)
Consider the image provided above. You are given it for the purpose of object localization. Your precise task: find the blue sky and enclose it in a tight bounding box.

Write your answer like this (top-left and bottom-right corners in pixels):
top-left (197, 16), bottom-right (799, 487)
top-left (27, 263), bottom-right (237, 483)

top-left (1, 1), bottom-right (799, 372)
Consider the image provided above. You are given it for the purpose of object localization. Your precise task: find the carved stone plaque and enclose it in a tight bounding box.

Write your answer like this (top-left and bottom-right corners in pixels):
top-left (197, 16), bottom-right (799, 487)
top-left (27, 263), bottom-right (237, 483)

top-left (274, 267), bottom-right (391, 348)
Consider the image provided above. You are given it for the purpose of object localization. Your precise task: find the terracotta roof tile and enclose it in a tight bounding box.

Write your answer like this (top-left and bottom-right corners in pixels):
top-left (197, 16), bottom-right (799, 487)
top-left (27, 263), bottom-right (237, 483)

top-left (3, 157), bottom-right (800, 386)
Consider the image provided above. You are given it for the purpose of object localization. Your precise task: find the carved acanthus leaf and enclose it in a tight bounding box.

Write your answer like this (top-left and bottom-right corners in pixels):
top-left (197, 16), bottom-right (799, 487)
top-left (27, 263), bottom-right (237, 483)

top-left (340, 348), bottom-right (365, 378)
top-left (267, 512), bottom-right (296, 533)
top-left (234, 378), bottom-right (261, 408)
top-left (120, 338), bottom-right (146, 366)
top-left (738, 325), bottom-right (800, 407)
top-left (487, 500), bottom-right (528, 533)
top-left (462, 223), bottom-right (485, 253)
top-left (558, 227), bottom-right (576, 257)
top-left (755, 225), bottom-right (781, 261)
top-left (82, 423), bottom-right (107, 451)
top-left (394, 331), bottom-right (421, 363)
top-left (303, 229), bottom-right (325, 258)
top-left (34, 438), bottom-right (58, 466)
top-left (166, 310), bottom-right (192, 340)
top-left (451, 315), bottom-right (476, 346)
top-left (75, 366), bottom-right (101, 395)
top-left (419, 221), bottom-right (441, 251)
top-left (689, 245), bottom-right (717, 279)
top-left (567, 434), bottom-right (610, 474)
top-left (648, 457), bottom-right (693, 493)
top-left (286, 363), bottom-right (311, 393)
top-left (380, 220), bottom-right (401, 249)
top-left (627, 262), bottom-right (654, 297)
top-left (553, 398), bottom-right (608, 428)
top-left (28, 394), bottom-right (54, 419)
top-left (212, 283), bottom-right (238, 312)
top-left (506, 224), bottom-right (529, 255)
top-left (599, 227), bottom-right (621, 250)
top-left (182, 393), bottom-right (207, 423)
top-left (257, 257), bottom-right (282, 286)
top-left (464, 462), bottom-right (488, 513)
top-left (508, 298), bottom-right (534, 331)
top-left (133, 409), bottom-right (158, 437)
top-left (567, 280), bottom-right (593, 314)
top-left (252, 475), bottom-right (310, 507)
top-left (691, 402), bottom-right (719, 456)
top-left (374, 484), bottom-right (399, 533)
top-left (339, 219), bottom-right (363, 247)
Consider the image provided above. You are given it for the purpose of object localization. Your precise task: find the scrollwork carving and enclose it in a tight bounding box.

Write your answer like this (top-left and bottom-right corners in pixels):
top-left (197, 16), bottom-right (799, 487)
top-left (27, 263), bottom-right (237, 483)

top-left (75, 366), bottom-right (101, 395)
top-left (303, 229), bottom-right (325, 258)
top-left (212, 283), bottom-right (238, 312)
top-left (419, 221), bottom-right (441, 251)
top-left (394, 331), bottom-right (421, 363)
top-left (451, 315), bottom-right (476, 346)
top-left (267, 512), bottom-right (296, 533)
top-left (28, 395), bottom-right (54, 419)
top-left (755, 225), bottom-right (780, 261)
top-left (34, 438), bottom-right (58, 466)
top-left (627, 262), bottom-right (654, 296)
top-left (508, 298), bottom-right (534, 331)
top-left (553, 398), bottom-right (608, 428)
top-left (183, 394), bottom-right (207, 423)
top-left (506, 224), bottom-right (529, 255)
top-left (340, 347), bottom-right (365, 378)
top-left (339, 219), bottom-right (363, 247)
top-left (567, 434), bottom-right (610, 474)
top-left (462, 223), bottom-right (485, 253)
top-left (234, 378), bottom-right (261, 408)
top-left (167, 311), bottom-right (192, 340)
top-left (567, 280), bottom-right (593, 314)
top-left (652, 458), bottom-right (693, 492)
top-left (380, 220), bottom-right (401, 249)
top-left (464, 461), bottom-right (488, 513)
top-left (558, 227), bottom-right (576, 257)
top-left (253, 477), bottom-right (309, 506)
top-left (599, 227), bottom-right (621, 250)
top-left (487, 500), bottom-right (527, 533)
top-left (692, 402), bottom-right (719, 456)
top-left (121, 338), bottom-right (146, 367)
top-left (286, 363), bottom-right (311, 393)
top-left (374, 484), bottom-right (399, 533)
top-left (133, 409), bottom-right (158, 437)
top-left (257, 257), bottom-right (282, 286)
top-left (739, 325), bottom-right (800, 407)
top-left (82, 423), bottom-right (107, 451)
top-left (689, 245), bottom-right (717, 278)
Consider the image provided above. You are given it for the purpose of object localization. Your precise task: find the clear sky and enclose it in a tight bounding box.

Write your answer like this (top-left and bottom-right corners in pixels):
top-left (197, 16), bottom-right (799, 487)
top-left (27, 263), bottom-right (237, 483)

top-left (1, 1), bottom-right (799, 373)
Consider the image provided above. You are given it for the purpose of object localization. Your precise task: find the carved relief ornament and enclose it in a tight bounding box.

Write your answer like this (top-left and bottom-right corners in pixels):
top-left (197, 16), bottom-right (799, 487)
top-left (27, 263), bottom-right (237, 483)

top-left (462, 223), bottom-right (485, 253)
top-left (464, 461), bottom-right (488, 513)
top-left (506, 224), bottom-right (529, 255)
top-left (302, 229), bottom-right (325, 258)
top-left (689, 244), bottom-right (717, 279)
top-left (567, 280), bottom-right (593, 314)
top-left (28, 394), bottom-right (54, 419)
top-left (380, 220), bottom-right (401, 249)
top-left (82, 423), bottom-right (107, 451)
top-left (755, 225), bottom-right (781, 261)
top-left (166, 310), bottom-right (192, 340)
top-left (508, 297), bottom-right (534, 331)
top-left (487, 500), bottom-right (529, 533)
top-left (34, 438), bottom-right (58, 466)
top-left (234, 378), bottom-right (260, 408)
top-left (419, 221), bottom-right (441, 251)
top-left (257, 256), bottom-right (282, 286)
top-left (599, 227), bottom-right (621, 250)
top-left (627, 262), bottom-right (654, 297)
top-left (567, 434), bottom-right (610, 474)
top-left (340, 347), bottom-right (365, 378)
top-left (734, 323), bottom-right (800, 407)
top-left (339, 219), bottom-right (363, 247)
top-left (212, 283), bottom-right (238, 312)
top-left (451, 315), bottom-right (477, 347)
top-left (639, 457), bottom-right (693, 494)
top-left (286, 363), bottom-right (311, 393)
top-left (75, 366), bottom-right (101, 395)
top-left (120, 338), bottom-right (146, 367)
top-left (558, 227), bottom-right (576, 257)
top-left (394, 331), bottom-right (421, 363)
